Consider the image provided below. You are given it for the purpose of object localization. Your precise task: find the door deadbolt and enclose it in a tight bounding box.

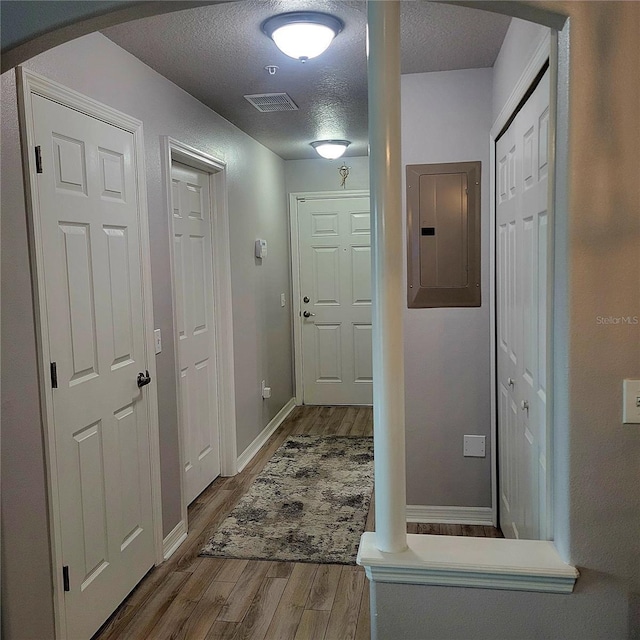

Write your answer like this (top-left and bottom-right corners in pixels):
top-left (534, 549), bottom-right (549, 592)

top-left (303, 296), bottom-right (310, 303)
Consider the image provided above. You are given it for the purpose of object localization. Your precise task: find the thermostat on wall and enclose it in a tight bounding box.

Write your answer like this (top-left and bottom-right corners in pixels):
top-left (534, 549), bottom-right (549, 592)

top-left (255, 239), bottom-right (267, 259)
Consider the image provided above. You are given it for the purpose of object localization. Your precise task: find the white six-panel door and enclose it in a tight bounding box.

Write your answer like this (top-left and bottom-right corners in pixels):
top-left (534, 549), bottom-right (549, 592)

top-left (496, 69), bottom-right (550, 540)
top-left (297, 195), bottom-right (373, 405)
top-left (32, 93), bottom-right (156, 639)
top-left (171, 162), bottom-right (221, 505)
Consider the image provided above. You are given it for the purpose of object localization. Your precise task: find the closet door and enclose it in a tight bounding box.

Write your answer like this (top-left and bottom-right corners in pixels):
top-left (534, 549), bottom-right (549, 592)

top-left (497, 69), bottom-right (550, 540)
top-left (171, 161), bottom-right (221, 504)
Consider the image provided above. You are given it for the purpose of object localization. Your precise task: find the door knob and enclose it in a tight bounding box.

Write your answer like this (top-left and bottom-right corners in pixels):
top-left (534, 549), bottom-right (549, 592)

top-left (521, 400), bottom-right (529, 412)
top-left (303, 311), bottom-right (315, 318)
top-left (303, 296), bottom-right (310, 303)
top-left (137, 370), bottom-right (152, 388)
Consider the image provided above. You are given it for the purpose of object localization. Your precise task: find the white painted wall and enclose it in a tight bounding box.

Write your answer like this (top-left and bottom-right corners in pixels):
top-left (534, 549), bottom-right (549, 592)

top-left (285, 156), bottom-right (370, 194)
top-left (1, 32), bottom-right (293, 639)
top-left (401, 68), bottom-right (493, 508)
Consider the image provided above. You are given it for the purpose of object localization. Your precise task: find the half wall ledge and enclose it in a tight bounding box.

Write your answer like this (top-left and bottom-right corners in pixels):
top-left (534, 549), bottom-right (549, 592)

top-left (357, 532), bottom-right (579, 594)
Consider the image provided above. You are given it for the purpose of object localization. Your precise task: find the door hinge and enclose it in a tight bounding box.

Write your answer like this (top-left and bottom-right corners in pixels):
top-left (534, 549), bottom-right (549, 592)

top-left (35, 146), bottom-right (43, 173)
top-left (63, 566), bottom-right (70, 592)
top-left (50, 362), bottom-right (58, 389)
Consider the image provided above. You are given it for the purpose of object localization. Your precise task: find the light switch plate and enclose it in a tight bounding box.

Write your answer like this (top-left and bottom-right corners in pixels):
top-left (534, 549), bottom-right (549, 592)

top-left (255, 239), bottom-right (267, 259)
top-left (463, 435), bottom-right (486, 457)
top-left (623, 379), bottom-right (640, 424)
top-left (280, 293), bottom-right (286, 307)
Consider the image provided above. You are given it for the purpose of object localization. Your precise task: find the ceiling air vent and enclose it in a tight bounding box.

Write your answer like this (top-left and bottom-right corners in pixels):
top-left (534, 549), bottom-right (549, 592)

top-left (244, 93), bottom-right (299, 113)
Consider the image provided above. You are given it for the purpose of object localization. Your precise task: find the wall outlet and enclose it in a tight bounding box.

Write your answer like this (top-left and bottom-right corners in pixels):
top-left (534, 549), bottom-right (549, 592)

top-left (154, 329), bottom-right (162, 354)
top-left (463, 435), bottom-right (486, 457)
top-left (623, 379), bottom-right (640, 424)
top-left (261, 379), bottom-right (272, 399)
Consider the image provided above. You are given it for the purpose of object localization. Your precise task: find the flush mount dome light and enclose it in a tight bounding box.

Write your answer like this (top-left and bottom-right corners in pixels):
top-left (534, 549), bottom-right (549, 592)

top-left (310, 140), bottom-right (351, 159)
top-left (262, 12), bottom-right (344, 62)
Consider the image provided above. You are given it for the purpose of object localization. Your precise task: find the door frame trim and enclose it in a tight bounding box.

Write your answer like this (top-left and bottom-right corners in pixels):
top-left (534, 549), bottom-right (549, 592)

top-left (489, 30), bottom-right (554, 536)
top-left (161, 139), bottom-right (237, 526)
top-left (289, 190), bottom-right (370, 405)
top-left (16, 66), bottom-right (164, 639)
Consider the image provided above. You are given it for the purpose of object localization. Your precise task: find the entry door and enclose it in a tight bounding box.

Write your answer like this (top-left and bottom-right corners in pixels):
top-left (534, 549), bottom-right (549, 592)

top-left (297, 195), bottom-right (372, 405)
top-left (171, 162), bottom-right (221, 504)
top-left (496, 69), bottom-right (550, 540)
top-left (32, 94), bottom-right (155, 639)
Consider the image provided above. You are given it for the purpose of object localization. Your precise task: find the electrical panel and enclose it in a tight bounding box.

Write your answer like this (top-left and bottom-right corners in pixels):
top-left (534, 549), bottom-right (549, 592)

top-left (406, 161), bottom-right (481, 308)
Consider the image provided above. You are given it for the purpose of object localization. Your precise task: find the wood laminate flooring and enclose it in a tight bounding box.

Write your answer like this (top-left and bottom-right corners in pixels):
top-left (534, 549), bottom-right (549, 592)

top-left (93, 405), bottom-right (501, 640)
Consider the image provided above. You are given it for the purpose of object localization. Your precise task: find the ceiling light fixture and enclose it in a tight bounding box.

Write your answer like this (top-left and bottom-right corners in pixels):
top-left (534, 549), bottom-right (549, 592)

top-left (262, 12), bottom-right (344, 62)
top-left (310, 140), bottom-right (351, 159)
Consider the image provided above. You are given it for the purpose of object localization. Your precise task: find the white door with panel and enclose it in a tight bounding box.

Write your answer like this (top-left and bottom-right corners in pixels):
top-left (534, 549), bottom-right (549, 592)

top-left (496, 69), bottom-right (550, 540)
top-left (32, 94), bottom-right (155, 639)
top-left (298, 195), bottom-right (372, 405)
top-left (171, 162), bottom-right (221, 505)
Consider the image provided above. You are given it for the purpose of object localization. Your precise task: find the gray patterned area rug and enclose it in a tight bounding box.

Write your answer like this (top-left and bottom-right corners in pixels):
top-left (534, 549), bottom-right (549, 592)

top-left (200, 435), bottom-right (374, 565)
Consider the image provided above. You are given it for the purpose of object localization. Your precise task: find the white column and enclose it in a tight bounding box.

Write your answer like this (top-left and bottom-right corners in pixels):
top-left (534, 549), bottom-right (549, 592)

top-left (367, 0), bottom-right (407, 553)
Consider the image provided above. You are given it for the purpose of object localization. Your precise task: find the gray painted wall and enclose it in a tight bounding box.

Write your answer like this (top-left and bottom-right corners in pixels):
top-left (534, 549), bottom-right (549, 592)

top-left (1, 0), bottom-right (127, 50)
top-left (1, 32), bottom-right (292, 639)
top-left (401, 68), bottom-right (493, 508)
top-left (374, 570), bottom-right (629, 640)
top-left (285, 156), bottom-right (370, 194)
top-left (286, 73), bottom-right (495, 511)
top-left (492, 18), bottom-right (549, 123)
top-left (1, 70), bottom-right (56, 637)
top-left (374, 3), bottom-right (640, 638)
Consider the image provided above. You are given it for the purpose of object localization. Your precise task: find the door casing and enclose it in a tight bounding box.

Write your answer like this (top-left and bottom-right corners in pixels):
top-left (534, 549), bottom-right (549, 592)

top-left (289, 190), bottom-right (370, 405)
top-left (17, 66), bottom-right (164, 640)
top-left (161, 137), bottom-right (237, 554)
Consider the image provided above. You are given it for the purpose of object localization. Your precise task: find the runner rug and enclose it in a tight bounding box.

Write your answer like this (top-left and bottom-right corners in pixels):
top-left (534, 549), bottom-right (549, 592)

top-left (200, 435), bottom-right (374, 565)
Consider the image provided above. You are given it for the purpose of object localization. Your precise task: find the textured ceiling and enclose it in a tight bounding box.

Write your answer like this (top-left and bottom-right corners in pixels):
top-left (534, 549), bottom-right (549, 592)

top-left (103, 1), bottom-right (510, 160)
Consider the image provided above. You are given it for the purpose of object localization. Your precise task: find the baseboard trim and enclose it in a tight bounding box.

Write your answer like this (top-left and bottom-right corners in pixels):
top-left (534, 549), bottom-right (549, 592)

top-left (407, 505), bottom-right (494, 526)
top-left (162, 520), bottom-right (188, 560)
top-left (237, 398), bottom-right (296, 473)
